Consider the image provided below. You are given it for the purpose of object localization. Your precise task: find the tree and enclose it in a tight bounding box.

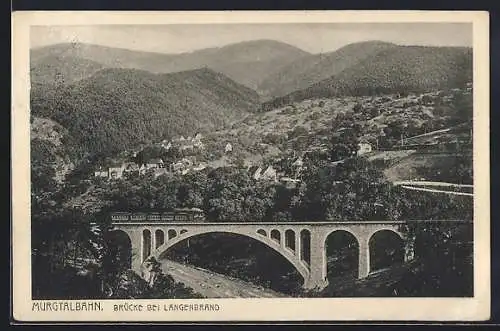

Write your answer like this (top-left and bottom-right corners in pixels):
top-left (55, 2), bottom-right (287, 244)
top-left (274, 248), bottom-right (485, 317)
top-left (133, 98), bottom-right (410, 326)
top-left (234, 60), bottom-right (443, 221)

top-left (329, 127), bottom-right (359, 161)
top-left (296, 157), bottom-right (395, 222)
top-left (395, 221), bottom-right (473, 296)
top-left (177, 172), bottom-right (208, 209)
top-left (288, 126), bottom-right (309, 140)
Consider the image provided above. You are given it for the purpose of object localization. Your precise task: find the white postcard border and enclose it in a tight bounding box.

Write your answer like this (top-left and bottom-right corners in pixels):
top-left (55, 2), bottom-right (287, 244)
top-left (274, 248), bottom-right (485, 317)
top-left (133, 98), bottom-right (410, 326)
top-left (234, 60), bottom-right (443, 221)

top-left (12, 10), bottom-right (490, 322)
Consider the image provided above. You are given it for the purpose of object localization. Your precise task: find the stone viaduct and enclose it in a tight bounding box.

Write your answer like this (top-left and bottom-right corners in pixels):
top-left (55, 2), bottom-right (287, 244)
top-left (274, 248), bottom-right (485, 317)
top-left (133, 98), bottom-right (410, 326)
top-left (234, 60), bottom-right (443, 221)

top-left (110, 220), bottom-right (422, 290)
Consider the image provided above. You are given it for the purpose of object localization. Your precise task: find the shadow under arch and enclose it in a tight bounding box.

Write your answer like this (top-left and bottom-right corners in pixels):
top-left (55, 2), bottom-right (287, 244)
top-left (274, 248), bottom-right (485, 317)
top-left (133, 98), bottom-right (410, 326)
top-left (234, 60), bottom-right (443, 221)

top-left (325, 229), bottom-right (359, 279)
top-left (368, 229), bottom-right (405, 272)
top-left (154, 230), bottom-right (309, 285)
top-left (105, 229), bottom-right (132, 270)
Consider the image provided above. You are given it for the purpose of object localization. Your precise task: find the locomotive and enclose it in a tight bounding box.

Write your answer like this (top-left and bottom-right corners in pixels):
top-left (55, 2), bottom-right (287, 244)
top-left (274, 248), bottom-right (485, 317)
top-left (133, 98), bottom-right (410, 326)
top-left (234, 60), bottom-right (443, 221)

top-left (110, 208), bottom-right (206, 223)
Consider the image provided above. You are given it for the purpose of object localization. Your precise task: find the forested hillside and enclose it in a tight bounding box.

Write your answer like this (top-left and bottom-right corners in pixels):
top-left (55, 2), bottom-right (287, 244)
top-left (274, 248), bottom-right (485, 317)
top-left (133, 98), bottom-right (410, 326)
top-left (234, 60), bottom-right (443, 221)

top-left (257, 41), bottom-right (398, 99)
top-left (30, 67), bottom-right (260, 159)
top-left (263, 46), bottom-right (472, 110)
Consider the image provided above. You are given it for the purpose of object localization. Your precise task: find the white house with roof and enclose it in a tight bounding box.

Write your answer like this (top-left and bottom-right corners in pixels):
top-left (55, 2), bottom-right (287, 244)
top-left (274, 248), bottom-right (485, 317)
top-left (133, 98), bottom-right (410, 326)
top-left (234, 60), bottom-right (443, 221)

top-left (193, 163), bottom-right (207, 171)
top-left (357, 141), bottom-right (373, 156)
top-left (261, 165), bottom-right (278, 181)
top-left (225, 143), bottom-right (233, 153)
top-left (291, 156), bottom-right (305, 178)
top-left (108, 165), bottom-right (125, 179)
top-left (122, 162), bottom-right (140, 175)
top-left (252, 166), bottom-right (263, 180)
top-left (161, 141), bottom-right (172, 150)
top-left (171, 161), bottom-right (185, 173)
top-left (94, 168), bottom-right (108, 178)
top-left (146, 158), bottom-right (164, 169)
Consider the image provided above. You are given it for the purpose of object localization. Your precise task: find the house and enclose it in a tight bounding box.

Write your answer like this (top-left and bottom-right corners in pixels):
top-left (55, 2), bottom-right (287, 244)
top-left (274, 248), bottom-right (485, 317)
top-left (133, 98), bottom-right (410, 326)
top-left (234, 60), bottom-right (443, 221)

top-left (291, 157), bottom-right (304, 178)
top-left (161, 141), bottom-right (172, 150)
top-left (94, 168), bottom-right (108, 178)
top-left (153, 168), bottom-right (168, 178)
top-left (180, 144), bottom-right (194, 151)
top-left (181, 158), bottom-right (193, 167)
top-left (225, 143), bottom-right (233, 153)
top-left (292, 157), bottom-right (304, 168)
top-left (247, 166), bottom-right (261, 180)
top-left (357, 142), bottom-right (373, 156)
top-left (280, 177), bottom-right (301, 188)
top-left (171, 162), bottom-right (185, 173)
top-left (251, 166), bottom-right (263, 180)
top-left (108, 166), bottom-right (125, 179)
top-left (146, 158), bottom-right (164, 169)
top-left (123, 162), bottom-right (140, 173)
top-left (192, 138), bottom-right (204, 149)
top-left (193, 163), bottom-right (207, 171)
top-left (261, 166), bottom-right (277, 181)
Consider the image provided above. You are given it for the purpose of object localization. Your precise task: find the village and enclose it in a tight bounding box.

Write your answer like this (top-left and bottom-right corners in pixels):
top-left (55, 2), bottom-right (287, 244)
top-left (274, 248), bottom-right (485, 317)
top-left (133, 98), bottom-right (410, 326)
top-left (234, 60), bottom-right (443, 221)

top-left (93, 129), bottom-right (375, 187)
top-left (92, 84), bottom-right (473, 189)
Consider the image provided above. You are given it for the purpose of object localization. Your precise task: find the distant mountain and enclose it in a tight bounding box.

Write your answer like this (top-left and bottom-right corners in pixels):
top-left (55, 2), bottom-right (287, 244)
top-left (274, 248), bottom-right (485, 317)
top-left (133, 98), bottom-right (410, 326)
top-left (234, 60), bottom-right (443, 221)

top-left (30, 67), bottom-right (260, 159)
top-left (258, 41), bottom-right (398, 99)
top-left (30, 54), bottom-right (105, 85)
top-left (262, 45), bottom-right (472, 110)
top-left (30, 40), bottom-right (310, 90)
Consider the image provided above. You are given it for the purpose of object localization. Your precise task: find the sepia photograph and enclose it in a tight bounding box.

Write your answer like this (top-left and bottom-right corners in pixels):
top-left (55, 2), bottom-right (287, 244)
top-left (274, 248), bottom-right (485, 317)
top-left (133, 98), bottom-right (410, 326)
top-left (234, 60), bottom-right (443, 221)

top-left (11, 11), bottom-right (490, 321)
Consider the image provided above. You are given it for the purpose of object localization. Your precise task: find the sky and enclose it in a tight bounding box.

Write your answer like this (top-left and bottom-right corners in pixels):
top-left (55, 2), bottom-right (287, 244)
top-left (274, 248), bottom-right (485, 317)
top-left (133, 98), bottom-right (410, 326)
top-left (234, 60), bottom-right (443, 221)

top-left (30, 23), bottom-right (472, 54)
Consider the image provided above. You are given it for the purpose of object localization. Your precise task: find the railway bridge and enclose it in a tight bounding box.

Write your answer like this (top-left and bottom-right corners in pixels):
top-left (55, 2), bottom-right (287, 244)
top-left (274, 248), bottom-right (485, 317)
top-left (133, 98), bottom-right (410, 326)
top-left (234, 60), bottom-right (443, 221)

top-left (107, 216), bottom-right (473, 290)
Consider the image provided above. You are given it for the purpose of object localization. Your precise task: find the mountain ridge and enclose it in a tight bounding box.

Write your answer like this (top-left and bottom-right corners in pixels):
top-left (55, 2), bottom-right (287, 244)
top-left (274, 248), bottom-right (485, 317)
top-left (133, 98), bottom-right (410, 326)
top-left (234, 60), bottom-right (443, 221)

top-left (257, 41), bottom-right (399, 99)
top-left (30, 40), bottom-right (310, 90)
top-left (262, 44), bottom-right (473, 110)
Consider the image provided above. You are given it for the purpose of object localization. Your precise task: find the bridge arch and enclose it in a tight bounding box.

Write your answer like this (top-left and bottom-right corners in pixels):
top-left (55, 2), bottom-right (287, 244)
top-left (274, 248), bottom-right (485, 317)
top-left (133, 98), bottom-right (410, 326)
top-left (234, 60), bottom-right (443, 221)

top-left (106, 229), bottom-right (132, 270)
top-left (167, 229), bottom-right (177, 240)
top-left (300, 229), bottom-right (311, 265)
top-left (324, 230), bottom-right (359, 279)
top-left (368, 229), bottom-right (405, 272)
top-left (153, 228), bottom-right (309, 282)
top-left (270, 229), bottom-right (281, 244)
top-left (285, 229), bottom-right (296, 251)
top-left (142, 229), bottom-right (152, 263)
top-left (154, 229), bottom-right (165, 249)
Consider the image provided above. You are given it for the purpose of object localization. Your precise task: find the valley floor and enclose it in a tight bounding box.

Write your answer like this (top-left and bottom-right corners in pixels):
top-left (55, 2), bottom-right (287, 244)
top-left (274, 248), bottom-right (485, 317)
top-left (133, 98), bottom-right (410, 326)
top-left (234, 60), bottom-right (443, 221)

top-left (161, 259), bottom-right (286, 298)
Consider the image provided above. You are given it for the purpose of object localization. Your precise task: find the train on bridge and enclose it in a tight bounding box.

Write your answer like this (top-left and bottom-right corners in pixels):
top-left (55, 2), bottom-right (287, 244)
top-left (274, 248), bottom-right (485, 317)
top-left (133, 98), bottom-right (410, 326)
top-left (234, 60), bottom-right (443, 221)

top-left (110, 208), bottom-right (206, 223)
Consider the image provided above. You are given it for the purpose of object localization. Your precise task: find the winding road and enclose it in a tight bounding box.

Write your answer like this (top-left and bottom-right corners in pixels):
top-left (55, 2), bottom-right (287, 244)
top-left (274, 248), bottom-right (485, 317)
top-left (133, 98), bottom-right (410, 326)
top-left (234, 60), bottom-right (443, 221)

top-left (160, 259), bottom-right (287, 298)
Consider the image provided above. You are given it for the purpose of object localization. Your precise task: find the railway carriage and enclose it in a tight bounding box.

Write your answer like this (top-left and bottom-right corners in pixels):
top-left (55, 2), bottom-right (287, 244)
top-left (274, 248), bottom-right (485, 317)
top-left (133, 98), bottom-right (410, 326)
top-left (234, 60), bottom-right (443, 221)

top-left (110, 208), bottom-right (205, 223)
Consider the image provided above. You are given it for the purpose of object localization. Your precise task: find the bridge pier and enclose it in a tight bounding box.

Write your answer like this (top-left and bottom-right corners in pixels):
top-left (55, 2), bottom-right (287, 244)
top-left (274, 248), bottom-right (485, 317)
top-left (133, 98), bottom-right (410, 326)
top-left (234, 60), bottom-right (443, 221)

top-left (358, 237), bottom-right (370, 279)
top-left (295, 233), bottom-right (301, 261)
top-left (122, 229), bottom-right (143, 276)
top-left (303, 229), bottom-right (329, 290)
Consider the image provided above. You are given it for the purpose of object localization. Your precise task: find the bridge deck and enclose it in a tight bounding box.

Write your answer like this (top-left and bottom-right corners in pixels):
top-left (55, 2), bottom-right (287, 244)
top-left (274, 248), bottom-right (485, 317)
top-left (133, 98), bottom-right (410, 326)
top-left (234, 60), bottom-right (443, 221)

top-left (105, 220), bottom-right (472, 226)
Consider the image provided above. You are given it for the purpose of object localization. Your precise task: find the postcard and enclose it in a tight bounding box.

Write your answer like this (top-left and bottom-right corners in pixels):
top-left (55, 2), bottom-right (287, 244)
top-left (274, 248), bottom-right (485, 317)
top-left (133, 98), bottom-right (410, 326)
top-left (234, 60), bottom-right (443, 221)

top-left (11, 10), bottom-right (490, 322)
